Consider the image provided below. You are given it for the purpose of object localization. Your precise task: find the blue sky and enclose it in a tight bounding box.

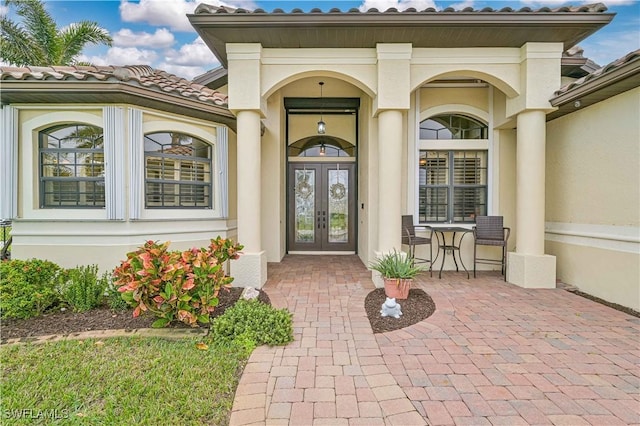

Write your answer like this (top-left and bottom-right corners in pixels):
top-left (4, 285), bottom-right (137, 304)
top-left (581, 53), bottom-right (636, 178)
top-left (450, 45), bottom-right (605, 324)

top-left (2, 0), bottom-right (639, 79)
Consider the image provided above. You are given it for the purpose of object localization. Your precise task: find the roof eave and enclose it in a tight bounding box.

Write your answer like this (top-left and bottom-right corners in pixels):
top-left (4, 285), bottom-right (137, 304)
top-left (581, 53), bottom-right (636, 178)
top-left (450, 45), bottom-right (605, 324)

top-left (0, 81), bottom-right (236, 131)
top-left (188, 12), bottom-right (614, 68)
top-left (192, 66), bottom-right (228, 89)
top-left (547, 57), bottom-right (640, 121)
top-left (550, 58), bottom-right (640, 106)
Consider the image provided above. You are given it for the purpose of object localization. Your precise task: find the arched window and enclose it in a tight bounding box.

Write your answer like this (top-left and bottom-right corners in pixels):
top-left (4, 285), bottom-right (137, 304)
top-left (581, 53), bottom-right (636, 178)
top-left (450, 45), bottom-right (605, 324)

top-left (418, 114), bottom-right (488, 223)
top-left (144, 132), bottom-right (212, 208)
top-left (288, 136), bottom-right (355, 157)
top-left (39, 124), bottom-right (105, 208)
top-left (420, 114), bottom-right (487, 140)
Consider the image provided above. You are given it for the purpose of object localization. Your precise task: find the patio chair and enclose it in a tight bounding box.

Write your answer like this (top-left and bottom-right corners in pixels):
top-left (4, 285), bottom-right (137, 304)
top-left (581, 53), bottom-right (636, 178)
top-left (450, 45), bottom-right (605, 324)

top-left (0, 236), bottom-right (10, 261)
top-left (472, 215), bottom-right (510, 280)
top-left (401, 215), bottom-right (433, 276)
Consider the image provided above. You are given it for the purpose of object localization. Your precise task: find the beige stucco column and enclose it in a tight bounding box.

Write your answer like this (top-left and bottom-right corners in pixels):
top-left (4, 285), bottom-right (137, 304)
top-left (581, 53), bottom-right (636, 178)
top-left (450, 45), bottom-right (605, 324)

top-left (505, 42), bottom-right (561, 289)
top-left (236, 110), bottom-right (262, 252)
top-left (231, 109), bottom-right (267, 288)
top-left (377, 109), bottom-right (403, 252)
top-left (371, 43), bottom-right (412, 287)
top-left (227, 43), bottom-right (267, 288)
top-left (507, 109), bottom-right (556, 288)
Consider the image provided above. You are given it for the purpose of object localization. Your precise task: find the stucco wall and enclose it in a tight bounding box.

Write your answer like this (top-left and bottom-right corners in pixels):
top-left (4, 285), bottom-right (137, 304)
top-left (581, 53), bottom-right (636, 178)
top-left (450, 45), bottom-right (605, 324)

top-left (12, 219), bottom-right (232, 273)
top-left (260, 92), bottom-right (286, 262)
top-left (545, 87), bottom-right (640, 311)
top-left (419, 87), bottom-right (489, 113)
top-left (498, 128), bottom-right (517, 249)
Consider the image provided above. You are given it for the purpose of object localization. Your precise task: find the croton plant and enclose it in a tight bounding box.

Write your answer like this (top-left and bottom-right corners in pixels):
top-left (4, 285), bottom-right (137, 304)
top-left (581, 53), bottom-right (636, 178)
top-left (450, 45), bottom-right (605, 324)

top-left (113, 237), bottom-right (243, 328)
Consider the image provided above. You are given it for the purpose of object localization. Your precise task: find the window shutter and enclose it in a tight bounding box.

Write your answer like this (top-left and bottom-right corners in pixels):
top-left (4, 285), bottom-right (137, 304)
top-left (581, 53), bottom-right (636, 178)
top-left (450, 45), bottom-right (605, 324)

top-left (0, 106), bottom-right (18, 219)
top-left (216, 126), bottom-right (229, 218)
top-left (104, 107), bottom-right (125, 220)
top-left (128, 108), bottom-right (143, 219)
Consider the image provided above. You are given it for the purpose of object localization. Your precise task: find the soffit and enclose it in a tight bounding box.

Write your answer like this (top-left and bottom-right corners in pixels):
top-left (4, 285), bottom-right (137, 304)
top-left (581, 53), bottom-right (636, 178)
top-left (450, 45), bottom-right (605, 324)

top-left (188, 3), bottom-right (614, 67)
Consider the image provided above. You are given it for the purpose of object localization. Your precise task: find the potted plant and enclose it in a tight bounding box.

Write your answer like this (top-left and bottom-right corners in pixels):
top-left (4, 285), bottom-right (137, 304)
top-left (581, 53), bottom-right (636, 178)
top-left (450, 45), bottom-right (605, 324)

top-left (370, 250), bottom-right (424, 300)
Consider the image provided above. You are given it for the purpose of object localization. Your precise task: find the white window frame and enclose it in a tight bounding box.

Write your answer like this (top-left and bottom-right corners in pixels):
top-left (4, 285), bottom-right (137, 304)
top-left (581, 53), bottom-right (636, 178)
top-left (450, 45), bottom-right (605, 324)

top-left (135, 113), bottom-right (223, 220)
top-left (414, 96), bottom-right (494, 225)
top-left (21, 109), bottom-right (107, 220)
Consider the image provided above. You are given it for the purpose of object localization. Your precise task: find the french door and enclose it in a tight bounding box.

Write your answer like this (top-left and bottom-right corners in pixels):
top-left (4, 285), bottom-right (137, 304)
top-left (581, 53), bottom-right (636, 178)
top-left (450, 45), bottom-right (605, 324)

top-left (288, 162), bottom-right (356, 252)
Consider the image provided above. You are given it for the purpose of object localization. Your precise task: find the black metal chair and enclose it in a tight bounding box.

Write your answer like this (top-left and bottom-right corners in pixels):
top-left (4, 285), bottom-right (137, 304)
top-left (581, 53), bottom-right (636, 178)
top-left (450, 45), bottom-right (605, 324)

top-left (472, 215), bottom-right (510, 280)
top-left (401, 215), bottom-right (433, 276)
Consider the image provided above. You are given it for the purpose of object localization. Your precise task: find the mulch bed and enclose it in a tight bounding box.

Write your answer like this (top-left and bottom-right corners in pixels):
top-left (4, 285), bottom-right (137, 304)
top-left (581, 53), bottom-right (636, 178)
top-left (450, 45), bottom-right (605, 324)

top-left (364, 288), bottom-right (436, 333)
top-left (568, 289), bottom-right (640, 318)
top-left (5, 283), bottom-right (439, 338)
top-left (1, 287), bottom-right (270, 340)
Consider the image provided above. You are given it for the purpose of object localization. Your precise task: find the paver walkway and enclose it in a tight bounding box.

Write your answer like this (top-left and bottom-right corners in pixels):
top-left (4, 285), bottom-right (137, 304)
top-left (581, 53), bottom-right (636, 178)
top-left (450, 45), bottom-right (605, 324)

top-left (229, 255), bottom-right (640, 425)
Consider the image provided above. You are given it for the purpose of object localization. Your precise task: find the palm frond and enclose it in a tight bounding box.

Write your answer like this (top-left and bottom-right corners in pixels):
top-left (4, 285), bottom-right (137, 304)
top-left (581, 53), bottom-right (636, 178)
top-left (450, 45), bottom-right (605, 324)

top-left (2, 0), bottom-right (112, 66)
top-left (6, 0), bottom-right (57, 61)
top-left (0, 15), bottom-right (42, 65)
top-left (58, 21), bottom-right (112, 64)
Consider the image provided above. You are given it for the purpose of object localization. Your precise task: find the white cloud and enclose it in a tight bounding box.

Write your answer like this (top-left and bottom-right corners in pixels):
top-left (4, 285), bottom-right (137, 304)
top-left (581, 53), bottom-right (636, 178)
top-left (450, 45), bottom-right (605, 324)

top-left (79, 47), bottom-right (158, 66)
top-left (119, 0), bottom-right (255, 32)
top-left (580, 30), bottom-right (640, 66)
top-left (449, 0), bottom-right (475, 9)
top-left (156, 63), bottom-right (207, 80)
top-left (359, 0), bottom-right (438, 11)
top-left (113, 28), bottom-right (175, 48)
top-left (120, 0), bottom-right (199, 32)
top-left (0, 5), bottom-right (8, 16)
top-left (164, 37), bottom-right (218, 67)
top-left (520, 0), bottom-right (637, 5)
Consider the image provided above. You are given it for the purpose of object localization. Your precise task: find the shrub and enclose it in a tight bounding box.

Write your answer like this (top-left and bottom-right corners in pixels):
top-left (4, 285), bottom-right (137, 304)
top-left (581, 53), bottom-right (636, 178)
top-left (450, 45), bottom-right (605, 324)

top-left (113, 237), bottom-right (243, 328)
top-left (59, 265), bottom-right (109, 312)
top-left (0, 259), bottom-right (63, 319)
top-left (106, 281), bottom-right (129, 311)
top-left (211, 299), bottom-right (294, 347)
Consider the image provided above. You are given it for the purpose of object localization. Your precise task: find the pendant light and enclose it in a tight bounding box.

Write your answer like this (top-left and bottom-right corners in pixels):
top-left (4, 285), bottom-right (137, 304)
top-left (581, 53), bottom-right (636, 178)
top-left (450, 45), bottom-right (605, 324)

top-left (317, 81), bottom-right (326, 134)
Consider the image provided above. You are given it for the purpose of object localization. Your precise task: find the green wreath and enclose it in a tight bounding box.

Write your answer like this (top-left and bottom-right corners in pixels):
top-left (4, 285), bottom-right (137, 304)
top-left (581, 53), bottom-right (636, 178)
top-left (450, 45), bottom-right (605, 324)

top-left (330, 183), bottom-right (346, 200)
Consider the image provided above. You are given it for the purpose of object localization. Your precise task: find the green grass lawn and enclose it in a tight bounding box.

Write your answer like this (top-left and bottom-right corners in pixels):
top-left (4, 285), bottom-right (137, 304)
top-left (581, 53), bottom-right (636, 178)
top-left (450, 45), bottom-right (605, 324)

top-left (1, 336), bottom-right (251, 425)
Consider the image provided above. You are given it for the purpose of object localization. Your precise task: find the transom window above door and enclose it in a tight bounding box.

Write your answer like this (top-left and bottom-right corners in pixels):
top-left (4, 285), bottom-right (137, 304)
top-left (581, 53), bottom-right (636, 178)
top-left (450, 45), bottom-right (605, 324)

top-left (288, 136), bottom-right (355, 157)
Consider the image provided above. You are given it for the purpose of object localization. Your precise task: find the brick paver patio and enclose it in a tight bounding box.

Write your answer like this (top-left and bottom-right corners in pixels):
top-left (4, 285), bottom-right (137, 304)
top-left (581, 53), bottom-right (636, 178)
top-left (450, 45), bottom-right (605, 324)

top-left (229, 255), bottom-right (640, 425)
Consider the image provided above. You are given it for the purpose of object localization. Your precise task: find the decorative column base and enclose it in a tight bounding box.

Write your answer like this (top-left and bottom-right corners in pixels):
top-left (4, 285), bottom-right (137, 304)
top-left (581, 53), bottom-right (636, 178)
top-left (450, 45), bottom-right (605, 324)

top-left (371, 270), bottom-right (384, 289)
top-left (507, 252), bottom-right (556, 289)
top-left (231, 251), bottom-right (267, 289)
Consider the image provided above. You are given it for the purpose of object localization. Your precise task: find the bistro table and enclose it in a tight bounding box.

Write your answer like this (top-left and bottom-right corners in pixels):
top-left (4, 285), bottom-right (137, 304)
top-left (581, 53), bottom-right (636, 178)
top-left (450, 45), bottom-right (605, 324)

top-left (432, 225), bottom-right (472, 279)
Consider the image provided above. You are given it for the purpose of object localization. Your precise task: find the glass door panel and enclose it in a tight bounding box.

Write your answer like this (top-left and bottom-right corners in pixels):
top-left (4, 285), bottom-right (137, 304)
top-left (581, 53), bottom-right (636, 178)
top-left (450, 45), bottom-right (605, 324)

top-left (327, 168), bottom-right (349, 243)
top-left (294, 169), bottom-right (316, 243)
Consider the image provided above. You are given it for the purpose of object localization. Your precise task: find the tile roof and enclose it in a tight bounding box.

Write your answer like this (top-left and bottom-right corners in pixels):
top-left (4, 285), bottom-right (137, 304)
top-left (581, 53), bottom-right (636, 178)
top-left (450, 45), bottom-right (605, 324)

top-left (163, 145), bottom-right (194, 156)
top-left (0, 64), bottom-right (228, 107)
top-left (190, 3), bottom-right (613, 68)
top-left (554, 49), bottom-right (640, 97)
top-left (194, 3), bottom-right (609, 14)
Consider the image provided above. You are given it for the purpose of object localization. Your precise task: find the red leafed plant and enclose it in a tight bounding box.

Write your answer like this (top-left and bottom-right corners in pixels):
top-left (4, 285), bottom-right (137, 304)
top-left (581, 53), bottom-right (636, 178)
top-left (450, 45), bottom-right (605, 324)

top-left (113, 237), bottom-right (243, 328)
